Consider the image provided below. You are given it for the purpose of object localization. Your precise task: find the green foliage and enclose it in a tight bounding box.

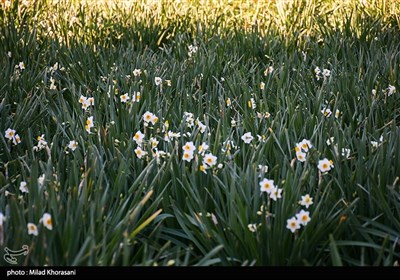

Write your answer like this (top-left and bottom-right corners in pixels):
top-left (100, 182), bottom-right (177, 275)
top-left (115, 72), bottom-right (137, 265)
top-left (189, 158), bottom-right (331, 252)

top-left (0, 0), bottom-right (399, 266)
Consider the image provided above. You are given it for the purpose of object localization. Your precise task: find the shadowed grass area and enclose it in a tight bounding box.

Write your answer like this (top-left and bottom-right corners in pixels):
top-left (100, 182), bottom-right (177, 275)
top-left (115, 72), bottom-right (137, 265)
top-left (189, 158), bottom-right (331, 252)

top-left (0, 0), bottom-right (399, 265)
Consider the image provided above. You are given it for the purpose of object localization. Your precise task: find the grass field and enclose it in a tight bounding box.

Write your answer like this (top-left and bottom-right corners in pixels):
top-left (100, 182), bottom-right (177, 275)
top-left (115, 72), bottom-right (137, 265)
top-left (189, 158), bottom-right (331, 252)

top-left (0, 0), bottom-right (399, 266)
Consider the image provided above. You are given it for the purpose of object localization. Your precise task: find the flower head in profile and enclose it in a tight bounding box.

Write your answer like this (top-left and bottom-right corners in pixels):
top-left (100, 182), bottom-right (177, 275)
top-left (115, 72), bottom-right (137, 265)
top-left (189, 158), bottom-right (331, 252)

top-left (286, 217), bottom-right (300, 233)
top-left (317, 158), bottom-right (334, 173)
top-left (198, 142), bottom-right (209, 156)
top-left (296, 210), bottom-right (311, 226)
top-left (133, 131), bottom-right (145, 146)
top-left (264, 66), bottom-right (274, 76)
top-left (259, 178), bottom-right (275, 194)
top-left (132, 92), bottom-right (141, 102)
top-left (19, 181), bottom-right (29, 193)
top-left (248, 223), bottom-right (257, 232)
top-left (33, 134), bottom-right (48, 152)
top-left (260, 82), bottom-right (265, 90)
top-left (241, 132), bottom-right (253, 144)
top-left (155, 77), bottom-right (162, 86)
top-left (299, 139), bottom-right (312, 152)
top-left (270, 187), bottom-right (282, 201)
top-left (300, 194), bottom-right (313, 208)
top-left (248, 98), bottom-right (256, 109)
top-left (41, 213), bottom-right (53, 230)
top-left (85, 116), bottom-right (94, 133)
top-left (0, 212), bottom-right (5, 226)
top-left (27, 223), bottom-right (38, 236)
top-left (385, 85), bottom-right (396, 97)
top-left (321, 108), bottom-right (332, 117)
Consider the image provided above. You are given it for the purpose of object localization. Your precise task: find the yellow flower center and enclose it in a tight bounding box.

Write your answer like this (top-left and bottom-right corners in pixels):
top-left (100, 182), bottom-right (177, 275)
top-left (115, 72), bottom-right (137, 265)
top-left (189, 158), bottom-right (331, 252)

top-left (322, 163), bottom-right (328, 169)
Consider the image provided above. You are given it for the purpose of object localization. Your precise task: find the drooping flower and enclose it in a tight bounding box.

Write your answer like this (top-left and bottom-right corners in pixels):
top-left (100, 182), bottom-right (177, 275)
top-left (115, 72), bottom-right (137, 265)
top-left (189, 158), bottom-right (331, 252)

top-left (132, 92), bottom-right (141, 102)
top-left (33, 134), bottom-right (48, 152)
top-left (264, 66), bottom-right (274, 76)
top-left (248, 98), bottom-right (256, 109)
top-left (248, 223), bottom-right (257, 232)
top-left (241, 132), bottom-right (254, 144)
top-left (341, 148), bottom-right (351, 159)
top-left (38, 174), bottom-right (45, 187)
top-left (286, 217), bottom-right (301, 233)
top-left (198, 142), bottom-right (209, 156)
top-left (85, 116), bottom-right (94, 133)
top-left (299, 139), bottom-right (312, 152)
top-left (321, 108), bottom-right (332, 117)
top-left (155, 77), bottom-right (162, 86)
top-left (300, 194), bottom-right (313, 208)
top-left (19, 181), bottom-right (29, 193)
top-left (296, 210), bottom-right (311, 226)
top-left (27, 223), bottom-right (38, 236)
top-left (196, 119), bottom-right (207, 133)
top-left (335, 109), bottom-right (341, 119)
top-left (42, 213), bottom-right (53, 230)
top-left (385, 85), bottom-right (396, 96)
top-left (317, 158), bottom-right (334, 173)
top-left (259, 178), bottom-right (275, 194)
top-left (260, 82), bottom-right (265, 90)
top-left (133, 131), bottom-right (145, 146)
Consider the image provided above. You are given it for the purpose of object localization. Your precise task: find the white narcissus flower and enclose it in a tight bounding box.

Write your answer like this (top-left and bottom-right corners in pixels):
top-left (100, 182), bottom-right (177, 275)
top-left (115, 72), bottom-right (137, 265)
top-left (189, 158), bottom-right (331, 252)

top-left (133, 69), bottom-right (141, 76)
top-left (300, 194), bottom-right (313, 209)
top-left (321, 108), bottom-right (332, 117)
top-left (198, 142), bottom-right (209, 155)
top-left (27, 223), bottom-right (38, 236)
top-left (241, 132), bottom-right (253, 144)
top-left (259, 178), bottom-right (275, 194)
top-left (182, 151), bottom-right (194, 162)
top-left (317, 158), bottom-right (334, 173)
top-left (270, 187), bottom-right (282, 201)
top-left (154, 77), bottom-right (162, 86)
top-left (286, 217), bottom-right (300, 233)
top-left (248, 223), bottom-right (257, 232)
top-left (296, 210), bottom-right (311, 226)
top-left (68, 140), bottom-right (78, 151)
top-left (135, 147), bottom-right (147, 159)
top-left (120, 93), bottom-right (129, 103)
top-left (133, 131), bottom-right (145, 146)
top-left (299, 139), bottom-right (312, 152)
top-left (296, 151), bottom-right (307, 162)
top-left (42, 213), bottom-right (53, 230)
top-left (19, 181), bottom-right (29, 193)
top-left (182, 142), bottom-right (196, 153)
top-left (203, 153), bottom-right (217, 167)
